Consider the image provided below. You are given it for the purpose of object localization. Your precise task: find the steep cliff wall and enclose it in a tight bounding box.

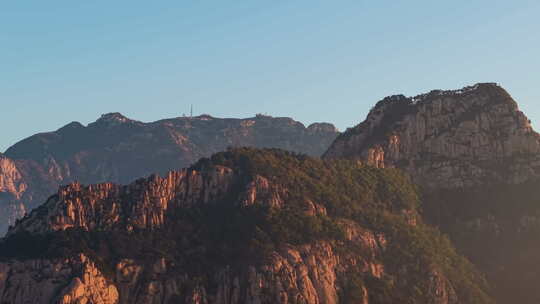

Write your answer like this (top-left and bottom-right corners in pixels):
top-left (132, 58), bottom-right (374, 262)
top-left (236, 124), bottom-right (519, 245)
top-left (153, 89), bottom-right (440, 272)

top-left (324, 83), bottom-right (540, 189)
top-left (0, 155), bottom-right (26, 199)
top-left (0, 114), bottom-right (338, 234)
top-left (0, 155), bottom-right (28, 231)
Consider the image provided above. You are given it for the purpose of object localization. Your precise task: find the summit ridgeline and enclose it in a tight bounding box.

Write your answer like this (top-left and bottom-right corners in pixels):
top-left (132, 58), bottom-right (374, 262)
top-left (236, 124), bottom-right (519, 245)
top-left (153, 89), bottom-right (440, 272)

top-left (324, 83), bottom-right (540, 189)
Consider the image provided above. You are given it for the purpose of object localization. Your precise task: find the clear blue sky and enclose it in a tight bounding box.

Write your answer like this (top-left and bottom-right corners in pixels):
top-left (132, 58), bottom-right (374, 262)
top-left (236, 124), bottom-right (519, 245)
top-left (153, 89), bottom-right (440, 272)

top-left (1, 1), bottom-right (539, 152)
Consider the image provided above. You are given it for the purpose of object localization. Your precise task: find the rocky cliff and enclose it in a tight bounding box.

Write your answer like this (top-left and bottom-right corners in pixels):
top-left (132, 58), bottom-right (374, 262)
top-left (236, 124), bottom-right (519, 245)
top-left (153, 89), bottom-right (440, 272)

top-left (324, 83), bottom-right (540, 303)
top-left (0, 254), bottom-right (119, 304)
top-left (0, 114), bottom-right (338, 234)
top-left (0, 148), bottom-right (492, 304)
top-left (0, 155), bottom-right (28, 231)
top-left (324, 83), bottom-right (540, 189)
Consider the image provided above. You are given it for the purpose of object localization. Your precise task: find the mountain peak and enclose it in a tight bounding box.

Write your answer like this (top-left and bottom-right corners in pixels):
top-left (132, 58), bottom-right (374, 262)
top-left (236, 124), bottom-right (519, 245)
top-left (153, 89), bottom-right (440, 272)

top-left (411, 82), bottom-right (512, 105)
top-left (307, 122), bottom-right (338, 133)
top-left (91, 112), bottom-right (136, 127)
top-left (97, 112), bottom-right (130, 122)
top-left (372, 83), bottom-right (511, 111)
top-left (57, 121), bottom-right (85, 133)
top-left (324, 83), bottom-right (540, 188)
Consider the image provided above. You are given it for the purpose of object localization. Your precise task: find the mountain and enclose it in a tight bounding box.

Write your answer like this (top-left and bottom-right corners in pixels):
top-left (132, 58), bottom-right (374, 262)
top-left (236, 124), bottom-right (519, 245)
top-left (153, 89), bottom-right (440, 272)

top-left (324, 83), bottom-right (540, 189)
top-left (0, 148), bottom-right (492, 304)
top-left (0, 114), bottom-right (338, 234)
top-left (324, 83), bottom-right (540, 303)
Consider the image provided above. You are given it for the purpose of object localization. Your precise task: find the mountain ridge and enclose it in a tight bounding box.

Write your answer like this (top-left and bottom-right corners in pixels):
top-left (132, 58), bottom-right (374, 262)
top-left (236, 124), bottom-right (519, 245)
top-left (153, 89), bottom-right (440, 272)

top-left (324, 82), bottom-right (540, 189)
top-left (0, 114), bottom-right (339, 234)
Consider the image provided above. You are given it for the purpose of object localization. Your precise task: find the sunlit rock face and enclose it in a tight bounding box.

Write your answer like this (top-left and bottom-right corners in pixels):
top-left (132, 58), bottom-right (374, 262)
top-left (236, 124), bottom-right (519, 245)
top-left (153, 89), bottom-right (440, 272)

top-left (7, 166), bottom-right (237, 235)
top-left (0, 155), bottom-right (26, 199)
top-left (324, 83), bottom-right (540, 189)
top-left (0, 237), bottom-right (391, 304)
top-left (0, 114), bottom-right (338, 234)
top-left (0, 254), bottom-right (119, 304)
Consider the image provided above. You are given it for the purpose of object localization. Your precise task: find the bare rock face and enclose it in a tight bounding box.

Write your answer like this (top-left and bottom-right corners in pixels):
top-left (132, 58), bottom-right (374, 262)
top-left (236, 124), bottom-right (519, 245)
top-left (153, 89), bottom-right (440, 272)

top-left (8, 166), bottom-right (237, 235)
top-left (0, 114), bottom-right (338, 235)
top-left (324, 83), bottom-right (540, 189)
top-left (0, 254), bottom-right (118, 304)
top-left (108, 235), bottom-right (384, 304)
top-left (0, 225), bottom-right (456, 304)
top-left (0, 155), bottom-right (26, 199)
top-left (0, 155), bottom-right (28, 231)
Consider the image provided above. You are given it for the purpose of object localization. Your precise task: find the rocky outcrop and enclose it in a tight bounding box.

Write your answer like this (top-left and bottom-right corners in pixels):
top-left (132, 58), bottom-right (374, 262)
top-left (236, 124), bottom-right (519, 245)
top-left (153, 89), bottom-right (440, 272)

top-left (324, 83), bottom-right (540, 188)
top-left (0, 254), bottom-right (118, 304)
top-left (0, 155), bottom-right (26, 199)
top-left (8, 166), bottom-right (238, 235)
top-left (0, 155), bottom-right (28, 232)
top-left (0, 114), bottom-right (338, 235)
top-left (108, 230), bottom-right (385, 304)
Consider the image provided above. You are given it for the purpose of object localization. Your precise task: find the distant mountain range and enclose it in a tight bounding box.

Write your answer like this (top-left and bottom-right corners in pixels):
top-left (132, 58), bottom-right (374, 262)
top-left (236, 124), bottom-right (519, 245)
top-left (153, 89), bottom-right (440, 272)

top-left (0, 114), bottom-right (338, 233)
